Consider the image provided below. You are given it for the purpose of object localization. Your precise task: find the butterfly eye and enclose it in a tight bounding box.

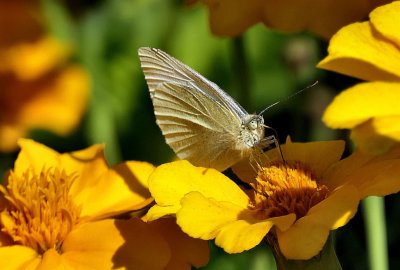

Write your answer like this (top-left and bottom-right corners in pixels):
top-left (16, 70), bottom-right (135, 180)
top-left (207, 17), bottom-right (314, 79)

top-left (248, 119), bottom-right (258, 130)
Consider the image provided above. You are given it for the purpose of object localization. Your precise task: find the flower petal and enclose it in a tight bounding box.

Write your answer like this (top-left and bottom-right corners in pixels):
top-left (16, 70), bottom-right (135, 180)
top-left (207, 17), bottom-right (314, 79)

top-left (148, 218), bottom-right (209, 270)
top-left (58, 144), bottom-right (108, 195)
top-left (62, 218), bottom-right (170, 270)
top-left (1, 37), bottom-right (72, 80)
top-left (261, 0), bottom-right (384, 40)
top-left (370, 1), bottom-right (400, 47)
top-left (17, 65), bottom-right (90, 135)
top-left (332, 147), bottom-right (400, 198)
top-left (323, 82), bottom-right (400, 129)
top-left (177, 192), bottom-right (295, 253)
top-left (233, 138), bottom-right (345, 182)
top-left (321, 149), bottom-right (374, 190)
top-left (195, 0), bottom-right (390, 39)
top-left (147, 205), bottom-right (181, 221)
top-left (197, 0), bottom-right (263, 37)
top-left (36, 249), bottom-right (75, 270)
top-left (0, 245), bottom-right (40, 270)
top-left (353, 159), bottom-right (400, 198)
top-left (15, 139), bottom-right (60, 174)
top-left (351, 117), bottom-right (400, 155)
top-left (148, 160), bottom-right (249, 217)
top-left (281, 139), bottom-right (345, 178)
top-left (277, 185), bottom-right (359, 259)
top-left (78, 161), bottom-right (154, 220)
top-left (0, 124), bottom-right (26, 153)
top-left (317, 21), bottom-right (400, 81)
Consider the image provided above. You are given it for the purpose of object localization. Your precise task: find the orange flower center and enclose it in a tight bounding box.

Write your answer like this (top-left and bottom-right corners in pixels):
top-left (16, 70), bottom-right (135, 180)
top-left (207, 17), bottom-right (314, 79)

top-left (0, 168), bottom-right (81, 254)
top-left (249, 162), bottom-right (329, 220)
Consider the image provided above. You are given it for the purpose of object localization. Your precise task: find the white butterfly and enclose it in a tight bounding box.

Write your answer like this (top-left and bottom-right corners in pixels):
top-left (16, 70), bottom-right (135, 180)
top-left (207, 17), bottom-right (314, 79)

top-left (138, 47), bottom-right (278, 171)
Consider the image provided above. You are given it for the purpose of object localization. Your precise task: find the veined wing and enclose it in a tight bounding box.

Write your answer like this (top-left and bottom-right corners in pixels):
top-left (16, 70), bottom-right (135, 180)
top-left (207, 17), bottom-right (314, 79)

top-left (138, 47), bottom-right (248, 120)
top-left (153, 82), bottom-right (244, 171)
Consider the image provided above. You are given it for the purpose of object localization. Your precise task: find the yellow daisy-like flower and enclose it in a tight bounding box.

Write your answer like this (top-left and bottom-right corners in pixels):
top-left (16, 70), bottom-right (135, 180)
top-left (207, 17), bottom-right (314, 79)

top-left (189, 0), bottom-right (392, 39)
top-left (0, 0), bottom-right (90, 153)
top-left (318, 1), bottom-right (400, 155)
top-left (0, 139), bottom-right (209, 269)
top-left (147, 138), bottom-right (400, 260)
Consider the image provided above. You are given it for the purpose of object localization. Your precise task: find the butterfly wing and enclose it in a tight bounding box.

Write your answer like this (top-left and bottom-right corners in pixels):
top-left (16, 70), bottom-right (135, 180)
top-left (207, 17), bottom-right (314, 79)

top-left (138, 47), bottom-right (248, 120)
top-left (153, 82), bottom-right (244, 171)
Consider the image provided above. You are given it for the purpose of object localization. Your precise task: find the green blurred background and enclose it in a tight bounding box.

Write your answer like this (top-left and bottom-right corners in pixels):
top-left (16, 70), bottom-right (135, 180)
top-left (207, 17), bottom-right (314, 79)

top-left (1, 0), bottom-right (399, 269)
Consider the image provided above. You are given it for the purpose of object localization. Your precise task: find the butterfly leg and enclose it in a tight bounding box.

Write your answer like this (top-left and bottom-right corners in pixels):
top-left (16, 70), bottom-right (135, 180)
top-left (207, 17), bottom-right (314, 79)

top-left (248, 136), bottom-right (275, 174)
top-left (248, 135), bottom-right (286, 174)
top-left (259, 135), bottom-right (286, 164)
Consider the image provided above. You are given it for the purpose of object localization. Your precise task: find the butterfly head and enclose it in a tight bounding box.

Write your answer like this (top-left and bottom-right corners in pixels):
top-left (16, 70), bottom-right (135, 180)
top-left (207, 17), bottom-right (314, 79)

top-left (239, 115), bottom-right (265, 148)
top-left (247, 116), bottom-right (264, 131)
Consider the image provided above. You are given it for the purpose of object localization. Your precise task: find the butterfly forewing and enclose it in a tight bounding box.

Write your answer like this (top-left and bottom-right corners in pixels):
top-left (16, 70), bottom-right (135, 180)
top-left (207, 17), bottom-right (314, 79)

top-left (153, 82), bottom-right (244, 171)
top-left (138, 47), bottom-right (248, 120)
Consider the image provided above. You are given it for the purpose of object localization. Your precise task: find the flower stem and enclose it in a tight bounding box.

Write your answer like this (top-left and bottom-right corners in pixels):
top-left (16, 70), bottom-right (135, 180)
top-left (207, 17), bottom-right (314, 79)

top-left (232, 36), bottom-right (251, 110)
top-left (361, 196), bottom-right (389, 270)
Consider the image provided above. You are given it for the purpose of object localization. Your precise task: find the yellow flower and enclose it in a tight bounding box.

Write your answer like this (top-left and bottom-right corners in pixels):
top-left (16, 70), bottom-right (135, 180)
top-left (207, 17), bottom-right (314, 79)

top-left (318, 1), bottom-right (400, 154)
top-left (0, 0), bottom-right (90, 153)
top-left (189, 0), bottom-right (392, 39)
top-left (0, 139), bottom-right (209, 269)
top-left (147, 138), bottom-right (400, 260)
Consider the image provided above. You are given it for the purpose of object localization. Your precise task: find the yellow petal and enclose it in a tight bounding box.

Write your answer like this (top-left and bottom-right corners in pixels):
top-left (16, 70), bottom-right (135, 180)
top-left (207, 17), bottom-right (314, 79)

top-left (233, 138), bottom-right (345, 182)
top-left (308, 185), bottom-right (359, 230)
top-left (277, 217), bottom-right (330, 260)
top-left (355, 161), bottom-right (400, 198)
top-left (334, 147), bottom-right (400, 198)
top-left (368, 116), bottom-right (400, 141)
top-left (59, 144), bottom-right (109, 196)
top-left (62, 218), bottom-right (171, 270)
top-left (149, 160), bottom-right (249, 217)
top-left (323, 82), bottom-right (400, 129)
top-left (277, 185), bottom-right (359, 259)
top-left (0, 245), bottom-right (40, 270)
top-left (148, 218), bottom-right (209, 270)
top-left (147, 205), bottom-right (181, 221)
top-left (36, 249), bottom-right (76, 270)
top-left (317, 22), bottom-right (400, 81)
top-left (177, 192), bottom-right (295, 253)
top-left (1, 37), bottom-right (72, 80)
top-left (351, 117), bottom-right (400, 155)
top-left (370, 1), bottom-right (400, 47)
top-left (16, 140), bottom-right (111, 202)
top-left (78, 161), bottom-right (154, 220)
top-left (195, 0), bottom-right (390, 39)
top-left (281, 139), bottom-right (345, 178)
top-left (262, 0), bottom-right (384, 40)
top-left (198, 0), bottom-right (263, 37)
top-left (0, 64), bottom-right (89, 153)
top-left (18, 65), bottom-right (91, 136)
top-left (0, 124), bottom-right (26, 153)
top-left (321, 149), bottom-right (374, 190)
top-left (15, 139), bottom-right (60, 175)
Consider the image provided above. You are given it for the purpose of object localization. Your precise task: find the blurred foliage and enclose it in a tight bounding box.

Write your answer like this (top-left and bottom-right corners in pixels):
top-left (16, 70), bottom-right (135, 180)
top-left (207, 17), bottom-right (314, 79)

top-left (0, 0), bottom-right (399, 269)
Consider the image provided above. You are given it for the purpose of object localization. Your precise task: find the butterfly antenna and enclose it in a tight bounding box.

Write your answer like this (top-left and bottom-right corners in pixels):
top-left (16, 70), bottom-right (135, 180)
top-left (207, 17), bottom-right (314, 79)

top-left (258, 81), bottom-right (318, 116)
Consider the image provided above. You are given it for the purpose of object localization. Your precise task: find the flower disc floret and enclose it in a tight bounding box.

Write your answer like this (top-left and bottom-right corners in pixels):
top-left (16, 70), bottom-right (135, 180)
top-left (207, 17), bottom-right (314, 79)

top-left (0, 168), bottom-right (81, 254)
top-left (251, 162), bottom-right (329, 220)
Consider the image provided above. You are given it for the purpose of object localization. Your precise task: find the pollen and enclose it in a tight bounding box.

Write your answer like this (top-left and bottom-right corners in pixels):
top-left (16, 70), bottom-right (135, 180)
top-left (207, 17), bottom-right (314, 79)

top-left (0, 168), bottom-right (81, 254)
top-left (250, 162), bottom-right (329, 220)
